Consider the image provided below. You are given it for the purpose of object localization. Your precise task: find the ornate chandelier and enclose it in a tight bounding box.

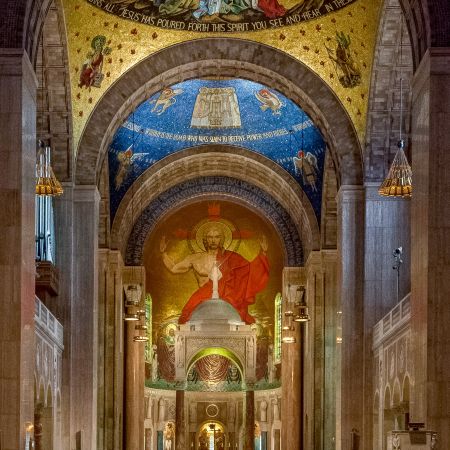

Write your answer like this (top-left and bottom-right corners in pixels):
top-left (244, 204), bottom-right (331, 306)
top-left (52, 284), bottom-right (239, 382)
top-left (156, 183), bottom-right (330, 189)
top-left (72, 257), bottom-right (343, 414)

top-left (378, 139), bottom-right (412, 197)
top-left (379, 18), bottom-right (412, 198)
top-left (35, 141), bottom-right (63, 196)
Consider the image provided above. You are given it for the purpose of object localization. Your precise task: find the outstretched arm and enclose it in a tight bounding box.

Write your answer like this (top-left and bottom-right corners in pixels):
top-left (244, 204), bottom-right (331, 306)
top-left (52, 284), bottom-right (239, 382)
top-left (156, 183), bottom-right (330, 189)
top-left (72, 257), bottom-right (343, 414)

top-left (259, 234), bottom-right (268, 254)
top-left (160, 236), bottom-right (192, 274)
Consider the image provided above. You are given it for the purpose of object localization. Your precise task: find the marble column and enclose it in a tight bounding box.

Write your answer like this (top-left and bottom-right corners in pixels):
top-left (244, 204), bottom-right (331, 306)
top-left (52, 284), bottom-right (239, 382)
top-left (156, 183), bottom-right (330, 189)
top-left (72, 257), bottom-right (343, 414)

top-left (175, 390), bottom-right (186, 450)
top-left (0, 50), bottom-right (36, 450)
top-left (123, 266), bottom-right (146, 450)
top-left (337, 186), bottom-right (365, 450)
top-left (97, 250), bottom-right (125, 450)
top-left (410, 48), bottom-right (450, 448)
top-left (244, 389), bottom-right (255, 450)
top-left (280, 268), bottom-right (303, 450)
top-left (71, 185), bottom-right (100, 450)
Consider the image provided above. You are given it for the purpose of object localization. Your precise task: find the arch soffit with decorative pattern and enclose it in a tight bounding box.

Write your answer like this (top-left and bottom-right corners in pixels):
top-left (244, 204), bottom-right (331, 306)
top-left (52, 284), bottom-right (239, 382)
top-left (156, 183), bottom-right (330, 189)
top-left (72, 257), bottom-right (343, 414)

top-left (77, 39), bottom-right (362, 188)
top-left (111, 146), bottom-right (318, 264)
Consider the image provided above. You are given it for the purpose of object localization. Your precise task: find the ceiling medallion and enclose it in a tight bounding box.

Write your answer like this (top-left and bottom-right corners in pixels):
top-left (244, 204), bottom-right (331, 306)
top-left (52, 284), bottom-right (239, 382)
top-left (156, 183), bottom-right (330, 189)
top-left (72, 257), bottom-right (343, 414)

top-left (206, 404), bottom-right (219, 418)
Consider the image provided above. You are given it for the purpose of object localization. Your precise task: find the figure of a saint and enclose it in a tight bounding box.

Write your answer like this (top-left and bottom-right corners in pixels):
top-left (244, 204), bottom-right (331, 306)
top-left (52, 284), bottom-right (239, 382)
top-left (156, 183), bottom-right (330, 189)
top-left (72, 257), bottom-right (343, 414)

top-left (160, 224), bottom-right (269, 324)
top-left (78, 35), bottom-right (111, 89)
top-left (163, 422), bottom-right (175, 450)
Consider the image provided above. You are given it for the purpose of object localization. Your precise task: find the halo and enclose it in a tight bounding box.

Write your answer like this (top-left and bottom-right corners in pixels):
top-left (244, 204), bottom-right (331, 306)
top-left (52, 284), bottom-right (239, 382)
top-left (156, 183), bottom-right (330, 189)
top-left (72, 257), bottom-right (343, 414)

top-left (160, 322), bottom-right (177, 337)
top-left (192, 220), bottom-right (235, 252)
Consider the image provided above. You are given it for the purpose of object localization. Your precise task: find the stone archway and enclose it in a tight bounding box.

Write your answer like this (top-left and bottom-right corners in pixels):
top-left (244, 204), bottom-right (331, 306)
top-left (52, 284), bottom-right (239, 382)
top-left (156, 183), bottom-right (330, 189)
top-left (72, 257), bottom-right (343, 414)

top-left (111, 145), bottom-right (320, 262)
top-left (76, 39), bottom-right (363, 188)
top-left (123, 176), bottom-right (305, 267)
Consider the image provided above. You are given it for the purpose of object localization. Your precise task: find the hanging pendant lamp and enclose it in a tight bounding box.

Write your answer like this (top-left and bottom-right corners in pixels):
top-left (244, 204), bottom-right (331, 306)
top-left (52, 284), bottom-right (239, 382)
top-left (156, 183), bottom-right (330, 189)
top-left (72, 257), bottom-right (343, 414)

top-left (36, 45), bottom-right (63, 197)
top-left (378, 139), bottom-right (412, 197)
top-left (36, 142), bottom-right (64, 196)
top-left (379, 17), bottom-right (412, 198)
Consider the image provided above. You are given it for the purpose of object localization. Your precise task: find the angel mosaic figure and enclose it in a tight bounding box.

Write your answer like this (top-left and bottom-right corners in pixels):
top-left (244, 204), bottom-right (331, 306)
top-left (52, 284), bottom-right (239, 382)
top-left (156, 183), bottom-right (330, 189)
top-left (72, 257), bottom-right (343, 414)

top-left (114, 145), bottom-right (146, 190)
top-left (293, 150), bottom-right (319, 192)
top-left (326, 31), bottom-right (362, 88)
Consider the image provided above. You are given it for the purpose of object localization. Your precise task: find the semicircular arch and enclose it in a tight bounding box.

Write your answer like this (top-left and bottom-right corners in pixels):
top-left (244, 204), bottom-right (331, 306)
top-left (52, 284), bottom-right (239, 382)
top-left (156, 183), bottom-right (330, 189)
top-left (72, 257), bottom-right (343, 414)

top-left (124, 176), bottom-right (303, 266)
top-left (112, 146), bottom-right (318, 264)
top-left (76, 39), bottom-right (362, 188)
top-left (187, 347), bottom-right (244, 380)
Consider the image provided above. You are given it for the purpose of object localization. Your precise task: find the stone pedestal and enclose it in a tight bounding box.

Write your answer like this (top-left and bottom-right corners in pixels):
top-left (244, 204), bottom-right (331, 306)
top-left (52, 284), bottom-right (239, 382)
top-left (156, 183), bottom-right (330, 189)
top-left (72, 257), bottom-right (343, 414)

top-left (410, 48), bottom-right (450, 450)
top-left (0, 50), bottom-right (37, 450)
top-left (337, 186), bottom-right (365, 450)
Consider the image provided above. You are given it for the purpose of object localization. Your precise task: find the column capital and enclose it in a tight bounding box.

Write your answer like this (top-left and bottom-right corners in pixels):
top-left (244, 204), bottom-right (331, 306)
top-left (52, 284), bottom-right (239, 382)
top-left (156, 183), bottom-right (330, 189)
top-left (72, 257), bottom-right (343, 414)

top-left (336, 185), bottom-right (365, 204)
top-left (98, 248), bottom-right (124, 269)
top-left (282, 267), bottom-right (305, 286)
top-left (0, 49), bottom-right (37, 93)
top-left (305, 250), bottom-right (338, 272)
top-left (305, 250), bottom-right (322, 267)
top-left (413, 47), bottom-right (450, 95)
top-left (73, 185), bottom-right (101, 203)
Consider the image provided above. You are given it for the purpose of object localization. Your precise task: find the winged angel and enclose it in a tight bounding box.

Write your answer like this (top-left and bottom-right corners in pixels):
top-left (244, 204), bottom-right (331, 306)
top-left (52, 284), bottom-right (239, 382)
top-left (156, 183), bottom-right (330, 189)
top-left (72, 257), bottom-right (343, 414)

top-left (114, 145), bottom-right (147, 190)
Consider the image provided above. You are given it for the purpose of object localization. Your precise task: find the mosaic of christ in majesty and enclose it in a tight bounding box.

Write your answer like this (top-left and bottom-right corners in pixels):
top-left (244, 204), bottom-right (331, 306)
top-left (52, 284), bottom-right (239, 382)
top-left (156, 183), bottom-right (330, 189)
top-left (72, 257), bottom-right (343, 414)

top-left (160, 205), bottom-right (269, 324)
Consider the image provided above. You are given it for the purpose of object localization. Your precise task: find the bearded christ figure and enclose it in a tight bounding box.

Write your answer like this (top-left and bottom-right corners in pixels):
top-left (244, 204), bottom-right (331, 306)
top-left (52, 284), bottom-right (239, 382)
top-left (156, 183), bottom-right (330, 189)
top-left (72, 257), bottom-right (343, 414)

top-left (160, 224), bottom-right (269, 324)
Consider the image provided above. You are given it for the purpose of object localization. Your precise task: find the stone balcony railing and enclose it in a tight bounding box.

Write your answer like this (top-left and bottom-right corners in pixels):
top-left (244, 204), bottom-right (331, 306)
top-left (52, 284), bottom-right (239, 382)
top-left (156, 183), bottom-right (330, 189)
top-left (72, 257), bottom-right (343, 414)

top-left (373, 293), bottom-right (411, 349)
top-left (35, 296), bottom-right (64, 350)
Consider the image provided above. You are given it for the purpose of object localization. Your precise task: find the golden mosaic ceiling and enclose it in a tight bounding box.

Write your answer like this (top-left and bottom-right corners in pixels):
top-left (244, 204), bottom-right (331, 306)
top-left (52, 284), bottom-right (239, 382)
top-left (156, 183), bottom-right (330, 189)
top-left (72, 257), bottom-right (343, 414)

top-left (63, 0), bottom-right (382, 153)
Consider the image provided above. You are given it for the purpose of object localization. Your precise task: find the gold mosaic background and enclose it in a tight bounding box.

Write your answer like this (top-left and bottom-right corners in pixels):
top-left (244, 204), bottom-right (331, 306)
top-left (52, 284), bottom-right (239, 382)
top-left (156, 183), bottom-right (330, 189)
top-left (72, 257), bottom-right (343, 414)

top-left (142, 199), bottom-right (284, 343)
top-left (62, 0), bottom-right (382, 153)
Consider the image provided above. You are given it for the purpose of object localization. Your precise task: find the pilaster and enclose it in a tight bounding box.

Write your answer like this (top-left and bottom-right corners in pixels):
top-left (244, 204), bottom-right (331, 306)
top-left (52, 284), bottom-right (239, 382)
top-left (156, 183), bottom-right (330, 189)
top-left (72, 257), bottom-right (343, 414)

top-left (336, 185), bottom-right (365, 450)
top-left (363, 183), bottom-right (411, 449)
top-left (0, 49), bottom-right (37, 450)
top-left (53, 182), bottom-right (74, 450)
top-left (281, 267), bottom-right (304, 450)
top-left (304, 250), bottom-right (338, 450)
top-left (410, 48), bottom-right (450, 448)
top-left (244, 389), bottom-right (255, 450)
top-left (71, 185), bottom-right (100, 450)
top-left (175, 390), bottom-right (185, 450)
top-left (98, 249), bottom-right (125, 450)
top-left (123, 266), bottom-right (146, 450)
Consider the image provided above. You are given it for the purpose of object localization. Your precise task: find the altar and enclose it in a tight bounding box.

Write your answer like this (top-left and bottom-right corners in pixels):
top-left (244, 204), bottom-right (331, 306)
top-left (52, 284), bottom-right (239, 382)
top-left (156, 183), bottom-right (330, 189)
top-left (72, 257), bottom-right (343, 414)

top-left (174, 298), bottom-right (257, 384)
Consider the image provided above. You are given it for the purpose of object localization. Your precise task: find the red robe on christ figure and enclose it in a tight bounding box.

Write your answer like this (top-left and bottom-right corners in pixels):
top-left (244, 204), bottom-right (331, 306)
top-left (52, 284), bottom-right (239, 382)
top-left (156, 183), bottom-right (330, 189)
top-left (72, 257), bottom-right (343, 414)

top-left (178, 248), bottom-right (270, 324)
